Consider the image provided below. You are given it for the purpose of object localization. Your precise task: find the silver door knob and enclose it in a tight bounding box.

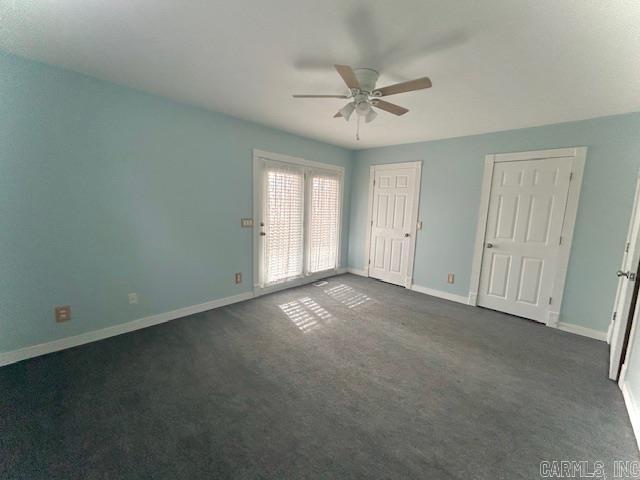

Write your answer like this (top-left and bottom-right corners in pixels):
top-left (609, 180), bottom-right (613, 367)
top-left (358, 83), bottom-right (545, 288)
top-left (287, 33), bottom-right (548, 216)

top-left (404, 233), bottom-right (410, 237)
top-left (618, 270), bottom-right (636, 281)
top-left (486, 242), bottom-right (494, 248)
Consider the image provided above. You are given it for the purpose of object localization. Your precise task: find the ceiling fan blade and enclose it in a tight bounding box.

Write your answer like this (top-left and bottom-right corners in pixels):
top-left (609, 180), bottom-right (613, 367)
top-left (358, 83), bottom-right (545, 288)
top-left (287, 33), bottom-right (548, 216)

top-left (293, 94), bottom-right (349, 98)
top-left (333, 111), bottom-right (343, 118)
top-left (374, 77), bottom-right (432, 97)
top-left (372, 99), bottom-right (409, 116)
top-left (334, 65), bottom-right (360, 89)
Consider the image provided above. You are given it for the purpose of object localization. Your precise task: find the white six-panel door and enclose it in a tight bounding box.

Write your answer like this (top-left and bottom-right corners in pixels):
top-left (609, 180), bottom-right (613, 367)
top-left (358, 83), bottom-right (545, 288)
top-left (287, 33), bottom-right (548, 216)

top-left (477, 157), bottom-right (572, 322)
top-left (368, 164), bottom-right (420, 287)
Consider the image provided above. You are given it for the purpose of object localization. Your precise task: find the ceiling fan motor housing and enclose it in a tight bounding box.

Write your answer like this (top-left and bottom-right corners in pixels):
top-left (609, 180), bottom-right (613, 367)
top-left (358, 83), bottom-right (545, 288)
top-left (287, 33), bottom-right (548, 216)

top-left (353, 68), bottom-right (379, 93)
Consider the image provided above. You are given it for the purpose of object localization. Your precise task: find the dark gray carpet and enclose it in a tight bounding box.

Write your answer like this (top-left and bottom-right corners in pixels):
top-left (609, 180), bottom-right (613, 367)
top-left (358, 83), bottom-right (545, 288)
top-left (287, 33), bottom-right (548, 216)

top-left (0, 274), bottom-right (637, 479)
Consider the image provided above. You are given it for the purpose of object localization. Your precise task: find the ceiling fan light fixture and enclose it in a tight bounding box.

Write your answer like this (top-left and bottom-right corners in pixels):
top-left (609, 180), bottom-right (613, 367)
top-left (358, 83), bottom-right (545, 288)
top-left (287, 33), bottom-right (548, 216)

top-left (355, 100), bottom-right (371, 116)
top-left (339, 102), bottom-right (355, 121)
top-left (365, 108), bottom-right (377, 123)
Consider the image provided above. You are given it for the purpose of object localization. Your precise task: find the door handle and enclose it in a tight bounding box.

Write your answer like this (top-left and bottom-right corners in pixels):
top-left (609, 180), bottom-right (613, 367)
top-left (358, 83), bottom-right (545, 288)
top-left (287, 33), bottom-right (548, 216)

top-left (618, 270), bottom-right (636, 281)
top-left (404, 233), bottom-right (410, 237)
top-left (486, 242), bottom-right (494, 248)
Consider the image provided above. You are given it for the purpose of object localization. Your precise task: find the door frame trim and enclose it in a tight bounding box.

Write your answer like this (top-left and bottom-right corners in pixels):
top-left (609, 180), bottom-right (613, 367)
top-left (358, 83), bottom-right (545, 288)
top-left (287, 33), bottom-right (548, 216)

top-left (363, 160), bottom-right (423, 288)
top-left (467, 147), bottom-right (587, 327)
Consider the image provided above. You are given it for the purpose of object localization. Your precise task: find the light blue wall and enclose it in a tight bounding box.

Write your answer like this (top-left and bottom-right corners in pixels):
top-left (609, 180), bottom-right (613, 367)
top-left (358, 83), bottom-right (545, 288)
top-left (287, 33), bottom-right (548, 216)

top-left (349, 113), bottom-right (640, 333)
top-left (0, 52), bottom-right (353, 353)
top-left (3, 48), bottom-right (639, 354)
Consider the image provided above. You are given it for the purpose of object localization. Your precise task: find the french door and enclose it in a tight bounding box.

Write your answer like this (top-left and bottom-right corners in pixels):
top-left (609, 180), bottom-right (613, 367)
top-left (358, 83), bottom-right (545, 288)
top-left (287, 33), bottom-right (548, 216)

top-left (262, 163), bottom-right (305, 284)
top-left (253, 151), bottom-right (343, 291)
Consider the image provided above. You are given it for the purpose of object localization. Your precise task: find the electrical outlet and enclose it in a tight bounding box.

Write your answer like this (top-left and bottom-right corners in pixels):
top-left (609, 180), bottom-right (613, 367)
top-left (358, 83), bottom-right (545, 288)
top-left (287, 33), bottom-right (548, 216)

top-left (241, 218), bottom-right (254, 228)
top-left (235, 272), bottom-right (242, 284)
top-left (128, 293), bottom-right (138, 304)
top-left (447, 273), bottom-right (455, 284)
top-left (55, 305), bottom-right (71, 323)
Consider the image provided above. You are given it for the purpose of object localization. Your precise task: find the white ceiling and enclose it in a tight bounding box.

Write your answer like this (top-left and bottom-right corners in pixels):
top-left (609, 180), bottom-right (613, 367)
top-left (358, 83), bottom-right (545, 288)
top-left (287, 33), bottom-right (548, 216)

top-left (1, 0), bottom-right (639, 149)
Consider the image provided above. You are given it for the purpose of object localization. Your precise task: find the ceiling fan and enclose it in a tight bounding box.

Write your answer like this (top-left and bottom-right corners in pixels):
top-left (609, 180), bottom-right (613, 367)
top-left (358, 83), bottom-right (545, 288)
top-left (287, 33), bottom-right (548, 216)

top-left (293, 65), bottom-right (432, 138)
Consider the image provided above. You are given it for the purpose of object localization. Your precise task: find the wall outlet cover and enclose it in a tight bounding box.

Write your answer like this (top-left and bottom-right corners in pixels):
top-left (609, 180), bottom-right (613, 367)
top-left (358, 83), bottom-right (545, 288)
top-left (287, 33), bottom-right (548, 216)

top-left (241, 218), bottom-right (254, 228)
top-left (128, 293), bottom-right (138, 304)
top-left (235, 272), bottom-right (242, 284)
top-left (447, 273), bottom-right (455, 284)
top-left (55, 305), bottom-right (71, 323)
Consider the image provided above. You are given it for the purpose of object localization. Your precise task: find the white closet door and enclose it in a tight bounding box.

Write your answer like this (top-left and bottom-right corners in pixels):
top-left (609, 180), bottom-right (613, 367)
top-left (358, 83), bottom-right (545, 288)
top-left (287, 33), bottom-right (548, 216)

top-left (263, 164), bottom-right (305, 285)
top-left (368, 165), bottom-right (419, 287)
top-left (308, 173), bottom-right (340, 273)
top-left (477, 157), bottom-right (572, 322)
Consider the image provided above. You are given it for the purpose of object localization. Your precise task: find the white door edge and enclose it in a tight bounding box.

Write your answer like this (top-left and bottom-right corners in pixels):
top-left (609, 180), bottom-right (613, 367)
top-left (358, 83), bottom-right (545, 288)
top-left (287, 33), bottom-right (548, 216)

top-left (609, 174), bottom-right (640, 380)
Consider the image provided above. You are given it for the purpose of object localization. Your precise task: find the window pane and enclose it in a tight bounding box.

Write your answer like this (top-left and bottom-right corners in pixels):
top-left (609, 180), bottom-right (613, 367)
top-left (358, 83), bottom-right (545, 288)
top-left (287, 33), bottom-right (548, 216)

top-left (308, 174), bottom-right (340, 273)
top-left (264, 167), bottom-right (305, 284)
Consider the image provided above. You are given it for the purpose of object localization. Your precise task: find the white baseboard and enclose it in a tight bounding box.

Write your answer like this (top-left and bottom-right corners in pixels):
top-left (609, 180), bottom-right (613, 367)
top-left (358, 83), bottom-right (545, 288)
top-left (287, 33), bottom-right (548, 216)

top-left (410, 284), bottom-right (469, 305)
top-left (556, 321), bottom-right (607, 341)
top-left (346, 272), bottom-right (468, 306)
top-left (621, 380), bottom-right (640, 452)
top-left (347, 267), bottom-right (368, 277)
top-left (0, 291), bottom-right (254, 368)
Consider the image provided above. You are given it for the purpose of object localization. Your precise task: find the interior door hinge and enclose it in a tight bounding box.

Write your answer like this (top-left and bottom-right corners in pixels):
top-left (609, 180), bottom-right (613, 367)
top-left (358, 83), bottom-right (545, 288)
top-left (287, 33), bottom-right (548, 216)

top-left (559, 236), bottom-right (563, 245)
top-left (569, 172), bottom-right (573, 181)
top-left (613, 311), bottom-right (617, 321)
top-left (373, 179), bottom-right (376, 187)
top-left (368, 258), bottom-right (371, 265)
top-left (548, 297), bottom-right (553, 305)
top-left (626, 242), bottom-right (631, 253)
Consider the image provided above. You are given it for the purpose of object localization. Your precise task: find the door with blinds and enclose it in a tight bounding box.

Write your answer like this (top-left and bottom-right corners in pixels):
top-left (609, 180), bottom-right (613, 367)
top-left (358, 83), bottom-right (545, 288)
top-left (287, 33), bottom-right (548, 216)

top-left (254, 153), bottom-right (343, 290)
top-left (307, 173), bottom-right (341, 273)
top-left (262, 164), bottom-right (305, 284)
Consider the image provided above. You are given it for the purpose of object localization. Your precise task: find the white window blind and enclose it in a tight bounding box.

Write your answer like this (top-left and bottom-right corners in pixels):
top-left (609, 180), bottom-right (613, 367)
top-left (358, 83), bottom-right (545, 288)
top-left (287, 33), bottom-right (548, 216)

top-left (308, 174), bottom-right (340, 273)
top-left (264, 164), bottom-right (305, 284)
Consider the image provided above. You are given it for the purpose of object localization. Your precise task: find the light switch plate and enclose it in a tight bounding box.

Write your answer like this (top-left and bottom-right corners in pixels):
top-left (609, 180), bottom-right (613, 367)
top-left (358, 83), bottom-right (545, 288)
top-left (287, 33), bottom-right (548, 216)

top-left (447, 273), bottom-right (455, 284)
top-left (55, 305), bottom-right (71, 323)
top-left (417, 220), bottom-right (423, 230)
top-left (241, 218), bottom-right (254, 228)
top-left (128, 293), bottom-right (138, 304)
top-left (235, 272), bottom-right (242, 284)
